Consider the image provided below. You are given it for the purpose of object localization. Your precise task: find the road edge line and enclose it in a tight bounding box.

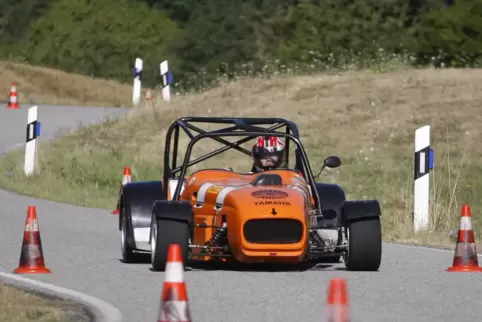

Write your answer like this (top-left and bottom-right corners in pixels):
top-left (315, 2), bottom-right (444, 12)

top-left (384, 241), bottom-right (482, 256)
top-left (0, 272), bottom-right (122, 322)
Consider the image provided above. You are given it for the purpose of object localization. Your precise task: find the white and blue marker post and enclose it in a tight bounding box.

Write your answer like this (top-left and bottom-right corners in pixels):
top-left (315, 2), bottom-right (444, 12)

top-left (160, 60), bottom-right (173, 102)
top-left (132, 57), bottom-right (143, 107)
top-left (24, 105), bottom-right (40, 176)
top-left (413, 125), bottom-right (434, 232)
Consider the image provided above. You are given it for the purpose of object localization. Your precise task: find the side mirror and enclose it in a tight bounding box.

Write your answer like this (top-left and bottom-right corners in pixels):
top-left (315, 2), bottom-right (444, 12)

top-left (313, 156), bottom-right (342, 179)
top-left (323, 156), bottom-right (341, 168)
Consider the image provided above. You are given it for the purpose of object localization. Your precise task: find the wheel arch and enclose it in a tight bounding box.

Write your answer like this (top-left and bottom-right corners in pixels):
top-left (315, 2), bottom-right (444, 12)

top-left (119, 180), bottom-right (164, 250)
top-left (315, 182), bottom-right (346, 228)
top-left (341, 199), bottom-right (381, 224)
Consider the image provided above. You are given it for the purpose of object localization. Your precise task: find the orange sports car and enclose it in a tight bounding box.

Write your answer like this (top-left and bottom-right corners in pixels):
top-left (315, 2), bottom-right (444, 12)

top-left (117, 117), bottom-right (382, 271)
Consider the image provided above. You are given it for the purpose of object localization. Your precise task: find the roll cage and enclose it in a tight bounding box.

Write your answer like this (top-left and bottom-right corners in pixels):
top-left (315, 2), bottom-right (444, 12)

top-left (162, 116), bottom-right (323, 213)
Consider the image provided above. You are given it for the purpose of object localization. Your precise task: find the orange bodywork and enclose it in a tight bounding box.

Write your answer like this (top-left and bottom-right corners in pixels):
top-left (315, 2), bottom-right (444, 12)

top-left (166, 169), bottom-right (315, 264)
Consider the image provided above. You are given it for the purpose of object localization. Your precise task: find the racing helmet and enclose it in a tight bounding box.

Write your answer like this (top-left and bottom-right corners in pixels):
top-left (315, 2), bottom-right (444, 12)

top-left (251, 136), bottom-right (285, 171)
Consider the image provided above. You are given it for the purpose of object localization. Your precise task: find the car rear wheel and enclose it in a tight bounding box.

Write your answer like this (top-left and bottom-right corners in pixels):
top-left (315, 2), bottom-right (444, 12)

top-left (121, 210), bottom-right (141, 263)
top-left (344, 217), bottom-right (382, 271)
top-left (150, 214), bottom-right (189, 271)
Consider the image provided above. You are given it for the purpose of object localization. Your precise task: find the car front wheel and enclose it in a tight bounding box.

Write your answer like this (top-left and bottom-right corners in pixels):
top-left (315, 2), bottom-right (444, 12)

top-left (344, 217), bottom-right (382, 271)
top-left (150, 214), bottom-right (189, 271)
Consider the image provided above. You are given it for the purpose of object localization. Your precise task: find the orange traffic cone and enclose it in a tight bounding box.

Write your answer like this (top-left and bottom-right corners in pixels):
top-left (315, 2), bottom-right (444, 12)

top-left (7, 82), bottom-right (20, 109)
top-left (157, 244), bottom-right (191, 322)
top-left (326, 278), bottom-right (350, 322)
top-left (146, 88), bottom-right (152, 101)
top-left (13, 206), bottom-right (51, 274)
top-left (447, 204), bottom-right (482, 272)
top-left (112, 166), bottom-right (132, 215)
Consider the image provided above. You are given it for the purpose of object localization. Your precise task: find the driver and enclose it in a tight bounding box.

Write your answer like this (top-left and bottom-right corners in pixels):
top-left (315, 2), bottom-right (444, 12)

top-left (251, 136), bottom-right (286, 172)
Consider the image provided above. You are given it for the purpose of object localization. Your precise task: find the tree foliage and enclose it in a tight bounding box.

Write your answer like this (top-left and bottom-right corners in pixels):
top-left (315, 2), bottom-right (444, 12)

top-left (4, 0), bottom-right (184, 84)
top-left (1, 0), bottom-right (481, 88)
top-left (409, 0), bottom-right (482, 66)
top-left (0, 0), bottom-right (54, 55)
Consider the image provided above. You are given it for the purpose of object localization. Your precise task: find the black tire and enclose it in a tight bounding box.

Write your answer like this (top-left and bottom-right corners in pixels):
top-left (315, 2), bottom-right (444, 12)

top-left (344, 217), bottom-right (382, 271)
top-left (150, 214), bottom-right (189, 271)
top-left (120, 207), bottom-right (142, 263)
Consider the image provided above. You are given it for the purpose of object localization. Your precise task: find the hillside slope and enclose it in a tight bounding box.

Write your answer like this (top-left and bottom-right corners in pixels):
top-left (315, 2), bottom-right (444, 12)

top-left (1, 60), bottom-right (132, 107)
top-left (1, 67), bottom-right (482, 247)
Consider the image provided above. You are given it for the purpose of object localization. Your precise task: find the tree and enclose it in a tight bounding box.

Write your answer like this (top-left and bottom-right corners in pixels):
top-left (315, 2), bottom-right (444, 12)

top-left (410, 0), bottom-right (482, 66)
top-left (11, 0), bottom-right (184, 85)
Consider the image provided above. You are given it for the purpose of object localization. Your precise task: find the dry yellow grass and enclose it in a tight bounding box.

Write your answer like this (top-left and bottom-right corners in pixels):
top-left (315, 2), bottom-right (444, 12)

top-left (0, 60), bottom-right (132, 107)
top-left (0, 284), bottom-right (89, 322)
top-left (1, 67), bottom-right (482, 248)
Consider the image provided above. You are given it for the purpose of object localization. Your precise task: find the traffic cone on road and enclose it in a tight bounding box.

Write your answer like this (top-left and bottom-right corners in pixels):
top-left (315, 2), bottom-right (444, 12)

top-left (326, 278), bottom-right (350, 322)
top-left (7, 82), bottom-right (20, 109)
top-left (447, 204), bottom-right (482, 272)
top-left (157, 244), bottom-right (191, 322)
top-left (112, 166), bottom-right (132, 215)
top-left (146, 88), bottom-right (153, 101)
top-left (13, 206), bottom-right (51, 274)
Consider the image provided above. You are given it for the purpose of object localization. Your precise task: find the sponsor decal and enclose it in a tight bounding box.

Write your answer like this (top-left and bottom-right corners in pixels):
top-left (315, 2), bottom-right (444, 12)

top-left (207, 185), bottom-right (224, 195)
top-left (254, 200), bottom-right (291, 206)
top-left (251, 189), bottom-right (288, 199)
top-left (196, 183), bottom-right (215, 204)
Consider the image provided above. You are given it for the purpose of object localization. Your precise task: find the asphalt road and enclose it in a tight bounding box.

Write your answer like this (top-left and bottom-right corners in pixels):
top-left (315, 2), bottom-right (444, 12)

top-left (1, 104), bottom-right (481, 322)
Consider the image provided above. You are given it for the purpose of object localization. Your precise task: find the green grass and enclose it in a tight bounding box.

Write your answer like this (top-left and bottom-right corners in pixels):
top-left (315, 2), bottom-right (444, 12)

top-left (1, 65), bottom-right (482, 249)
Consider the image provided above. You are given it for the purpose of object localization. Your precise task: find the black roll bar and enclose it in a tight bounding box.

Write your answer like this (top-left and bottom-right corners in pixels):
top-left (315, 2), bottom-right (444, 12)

top-left (171, 131), bottom-right (322, 213)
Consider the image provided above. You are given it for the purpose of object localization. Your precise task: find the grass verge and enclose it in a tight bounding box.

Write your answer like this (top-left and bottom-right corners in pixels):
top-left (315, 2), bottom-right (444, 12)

top-left (0, 284), bottom-right (90, 322)
top-left (1, 67), bottom-right (482, 248)
top-left (0, 60), bottom-right (132, 107)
